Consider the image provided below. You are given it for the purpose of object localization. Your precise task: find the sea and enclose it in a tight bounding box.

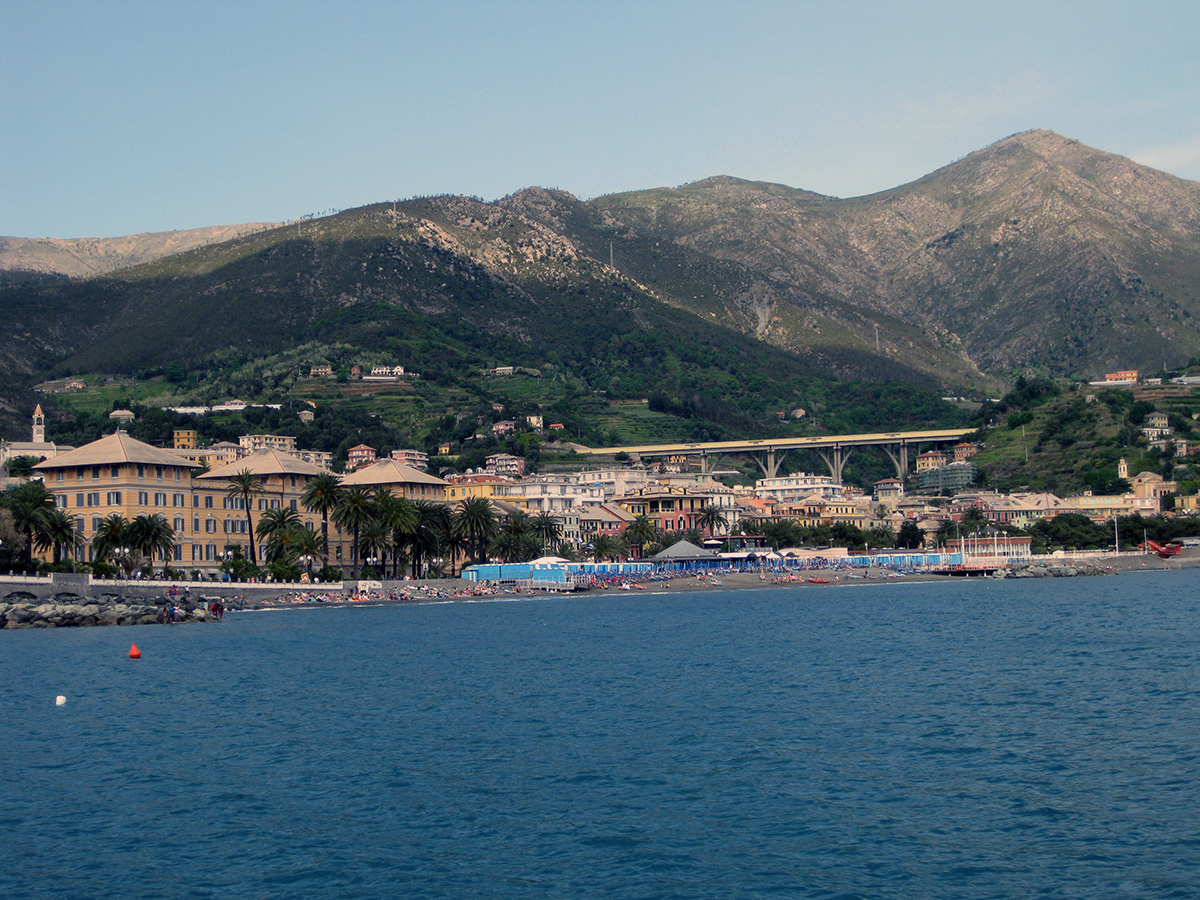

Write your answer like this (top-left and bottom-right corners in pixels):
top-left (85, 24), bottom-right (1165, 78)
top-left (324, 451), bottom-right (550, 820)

top-left (3, 570), bottom-right (1199, 900)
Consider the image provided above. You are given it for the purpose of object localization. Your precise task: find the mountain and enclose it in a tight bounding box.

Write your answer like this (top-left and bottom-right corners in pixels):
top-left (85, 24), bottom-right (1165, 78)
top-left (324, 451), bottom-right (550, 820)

top-left (545, 130), bottom-right (1200, 379)
top-left (0, 223), bottom-right (277, 279)
top-left (3, 130), bottom-right (1200, 445)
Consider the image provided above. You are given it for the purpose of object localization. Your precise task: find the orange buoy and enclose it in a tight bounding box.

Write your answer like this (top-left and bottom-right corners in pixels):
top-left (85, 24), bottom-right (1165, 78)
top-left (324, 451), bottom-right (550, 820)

top-left (129, 642), bottom-right (141, 659)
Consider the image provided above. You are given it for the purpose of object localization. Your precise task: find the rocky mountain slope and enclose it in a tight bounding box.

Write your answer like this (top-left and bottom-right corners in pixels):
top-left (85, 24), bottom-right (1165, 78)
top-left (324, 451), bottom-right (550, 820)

top-left (0, 223), bottom-right (276, 278)
top-left (3, 130), bottom-right (1200, 410)
top-left (558, 130), bottom-right (1200, 379)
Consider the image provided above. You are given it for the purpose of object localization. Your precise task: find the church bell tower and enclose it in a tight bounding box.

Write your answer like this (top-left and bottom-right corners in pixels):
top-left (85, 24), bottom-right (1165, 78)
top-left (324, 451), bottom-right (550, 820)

top-left (32, 404), bottom-right (45, 444)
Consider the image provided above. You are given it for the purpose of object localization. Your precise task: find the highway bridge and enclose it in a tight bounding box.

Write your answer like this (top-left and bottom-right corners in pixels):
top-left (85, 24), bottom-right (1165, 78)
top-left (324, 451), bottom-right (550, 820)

top-left (574, 428), bottom-right (974, 481)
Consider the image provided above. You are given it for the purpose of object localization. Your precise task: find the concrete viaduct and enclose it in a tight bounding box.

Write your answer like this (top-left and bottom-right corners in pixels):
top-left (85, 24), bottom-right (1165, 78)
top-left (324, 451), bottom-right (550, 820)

top-left (573, 428), bottom-right (974, 482)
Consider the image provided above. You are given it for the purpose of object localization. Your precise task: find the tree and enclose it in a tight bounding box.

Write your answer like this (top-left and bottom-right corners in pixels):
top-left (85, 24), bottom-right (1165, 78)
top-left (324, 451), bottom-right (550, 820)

top-left (358, 518), bottom-right (393, 576)
top-left (409, 500), bottom-right (448, 577)
top-left (255, 507), bottom-right (303, 564)
top-left (453, 497), bottom-right (498, 564)
top-left (35, 508), bottom-right (79, 565)
top-left (624, 514), bottom-right (658, 558)
top-left (896, 519), bottom-right (925, 550)
top-left (333, 485), bottom-right (377, 577)
top-left (226, 470), bottom-right (265, 566)
top-left (128, 513), bottom-right (176, 575)
top-left (696, 503), bottom-right (729, 536)
top-left (301, 472), bottom-right (342, 568)
top-left (529, 511), bottom-right (563, 554)
top-left (3, 480), bottom-right (55, 565)
top-left (590, 533), bottom-right (627, 562)
top-left (376, 490), bottom-right (418, 578)
top-left (291, 526), bottom-right (325, 580)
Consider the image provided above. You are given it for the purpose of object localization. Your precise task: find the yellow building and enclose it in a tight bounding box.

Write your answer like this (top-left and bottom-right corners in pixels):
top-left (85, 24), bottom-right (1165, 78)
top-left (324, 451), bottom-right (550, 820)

top-left (339, 458), bottom-right (448, 502)
top-left (33, 432), bottom-right (200, 566)
top-left (33, 436), bottom-right (347, 573)
top-left (196, 449), bottom-right (339, 568)
top-left (444, 474), bottom-right (513, 504)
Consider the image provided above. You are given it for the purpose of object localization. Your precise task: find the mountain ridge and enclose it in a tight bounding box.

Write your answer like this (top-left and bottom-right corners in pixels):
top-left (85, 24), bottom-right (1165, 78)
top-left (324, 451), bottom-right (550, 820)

top-left (3, 130), bottom-right (1200, 419)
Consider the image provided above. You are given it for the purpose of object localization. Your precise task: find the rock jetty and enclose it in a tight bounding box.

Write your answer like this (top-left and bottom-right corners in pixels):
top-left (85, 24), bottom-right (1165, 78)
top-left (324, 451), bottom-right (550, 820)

top-left (0, 594), bottom-right (218, 628)
top-left (1004, 560), bottom-right (1114, 578)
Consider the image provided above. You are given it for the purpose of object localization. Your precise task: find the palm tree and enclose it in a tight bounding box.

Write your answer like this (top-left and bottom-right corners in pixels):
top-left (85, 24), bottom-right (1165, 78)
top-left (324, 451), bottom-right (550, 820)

top-left (34, 508), bottom-right (79, 565)
top-left (375, 490), bottom-right (418, 578)
top-left (4, 480), bottom-right (55, 565)
top-left (591, 533), bottom-right (626, 563)
top-left (696, 503), bottom-right (729, 537)
top-left (358, 518), bottom-right (393, 577)
top-left (624, 514), bottom-right (657, 558)
top-left (301, 472), bottom-right (342, 567)
top-left (529, 511), bottom-right (563, 554)
top-left (129, 513), bottom-right (176, 576)
top-left (92, 513), bottom-right (130, 567)
top-left (291, 526), bottom-right (325, 580)
top-left (453, 496), bottom-right (497, 565)
top-left (333, 485), bottom-right (377, 577)
top-left (409, 500), bottom-right (448, 577)
top-left (255, 507), bottom-right (303, 563)
top-left (488, 531), bottom-right (520, 563)
top-left (226, 470), bottom-right (265, 566)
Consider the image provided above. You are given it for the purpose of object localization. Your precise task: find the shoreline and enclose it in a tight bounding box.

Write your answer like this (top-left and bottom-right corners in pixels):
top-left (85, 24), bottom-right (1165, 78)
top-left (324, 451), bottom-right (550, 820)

top-left (3, 553), bottom-right (1194, 627)
top-left (251, 552), bottom-right (1197, 611)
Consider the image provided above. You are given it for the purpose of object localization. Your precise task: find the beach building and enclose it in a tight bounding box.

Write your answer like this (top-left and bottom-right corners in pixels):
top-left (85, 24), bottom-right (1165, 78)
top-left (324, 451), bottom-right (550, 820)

top-left (496, 473), bottom-right (606, 512)
top-left (32, 432), bottom-right (200, 567)
top-left (445, 473), bottom-right (513, 504)
top-left (196, 450), bottom-right (337, 568)
top-left (339, 458), bottom-right (448, 503)
top-left (615, 486), bottom-right (719, 534)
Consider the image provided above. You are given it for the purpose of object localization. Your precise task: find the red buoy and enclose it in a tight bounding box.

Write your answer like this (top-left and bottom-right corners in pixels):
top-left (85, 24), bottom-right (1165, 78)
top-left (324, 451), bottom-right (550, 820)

top-left (129, 642), bottom-right (141, 659)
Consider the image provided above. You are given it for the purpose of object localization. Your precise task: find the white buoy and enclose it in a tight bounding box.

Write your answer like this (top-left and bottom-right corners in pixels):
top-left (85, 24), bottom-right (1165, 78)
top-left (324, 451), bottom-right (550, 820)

top-left (55, 695), bottom-right (66, 706)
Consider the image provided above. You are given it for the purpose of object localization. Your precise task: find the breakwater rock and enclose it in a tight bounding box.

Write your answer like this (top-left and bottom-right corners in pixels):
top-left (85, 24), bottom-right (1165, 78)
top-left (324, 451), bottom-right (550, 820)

top-left (0, 595), bottom-right (217, 628)
top-left (1004, 560), bottom-right (1114, 579)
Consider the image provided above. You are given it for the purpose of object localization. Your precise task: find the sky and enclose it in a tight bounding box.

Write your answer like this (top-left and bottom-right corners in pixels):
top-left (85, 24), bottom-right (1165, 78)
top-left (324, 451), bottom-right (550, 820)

top-left (4, 0), bottom-right (1200, 238)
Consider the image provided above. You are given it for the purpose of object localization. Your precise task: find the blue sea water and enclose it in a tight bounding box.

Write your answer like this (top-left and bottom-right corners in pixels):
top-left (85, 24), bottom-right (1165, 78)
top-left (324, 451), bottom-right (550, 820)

top-left (3, 571), bottom-right (1200, 900)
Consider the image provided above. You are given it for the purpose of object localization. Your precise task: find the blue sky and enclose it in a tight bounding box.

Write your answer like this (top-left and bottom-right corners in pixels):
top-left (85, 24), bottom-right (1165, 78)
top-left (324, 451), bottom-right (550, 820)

top-left (4, 1), bottom-right (1199, 237)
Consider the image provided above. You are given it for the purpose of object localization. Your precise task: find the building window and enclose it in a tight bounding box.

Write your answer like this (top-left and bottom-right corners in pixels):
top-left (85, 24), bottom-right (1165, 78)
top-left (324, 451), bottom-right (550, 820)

top-left (156, 467), bottom-right (163, 480)
top-left (76, 493), bottom-right (84, 508)
top-left (193, 518), bottom-right (200, 533)
top-left (175, 517), bottom-right (185, 533)
top-left (92, 466), bottom-right (100, 480)
top-left (56, 471), bottom-right (64, 482)
top-left (111, 466), bottom-right (120, 478)
top-left (205, 496), bottom-right (213, 509)
top-left (138, 491), bottom-right (149, 505)
top-left (106, 491), bottom-right (121, 505)
top-left (137, 465), bottom-right (145, 478)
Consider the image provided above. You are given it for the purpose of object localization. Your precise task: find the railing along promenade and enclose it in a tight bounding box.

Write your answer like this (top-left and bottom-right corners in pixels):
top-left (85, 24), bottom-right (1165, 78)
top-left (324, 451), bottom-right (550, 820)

top-left (574, 428), bottom-right (973, 479)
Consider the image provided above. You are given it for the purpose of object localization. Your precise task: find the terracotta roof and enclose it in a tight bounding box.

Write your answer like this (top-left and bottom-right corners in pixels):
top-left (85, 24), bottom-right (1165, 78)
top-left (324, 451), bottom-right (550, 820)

top-left (340, 458), bottom-right (447, 487)
top-left (33, 432), bottom-right (198, 470)
top-left (198, 448), bottom-right (326, 480)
